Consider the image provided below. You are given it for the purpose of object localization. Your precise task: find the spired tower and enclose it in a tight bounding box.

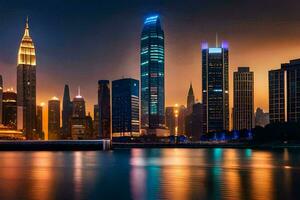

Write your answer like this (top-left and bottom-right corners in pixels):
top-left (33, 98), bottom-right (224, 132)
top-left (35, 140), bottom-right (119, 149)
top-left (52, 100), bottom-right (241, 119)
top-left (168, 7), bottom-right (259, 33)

top-left (17, 17), bottom-right (37, 139)
top-left (187, 83), bottom-right (195, 114)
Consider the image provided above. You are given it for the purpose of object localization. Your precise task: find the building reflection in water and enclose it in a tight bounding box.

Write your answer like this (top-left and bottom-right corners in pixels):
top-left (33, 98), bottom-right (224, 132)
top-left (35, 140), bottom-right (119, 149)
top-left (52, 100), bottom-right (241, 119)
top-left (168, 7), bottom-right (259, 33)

top-left (73, 151), bottom-right (83, 200)
top-left (250, 151), bottom-right (274, 200)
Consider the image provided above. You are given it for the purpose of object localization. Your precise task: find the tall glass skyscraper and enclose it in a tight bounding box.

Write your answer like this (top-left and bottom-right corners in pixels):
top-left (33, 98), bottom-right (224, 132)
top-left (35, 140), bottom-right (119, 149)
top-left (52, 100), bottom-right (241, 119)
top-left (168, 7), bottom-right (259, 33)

top-left (202, 42), bottom-right (229, 133)
top-left (140, 15), bottom-right (165, 131)
top-left (62, 84), bottom-right (72, 138)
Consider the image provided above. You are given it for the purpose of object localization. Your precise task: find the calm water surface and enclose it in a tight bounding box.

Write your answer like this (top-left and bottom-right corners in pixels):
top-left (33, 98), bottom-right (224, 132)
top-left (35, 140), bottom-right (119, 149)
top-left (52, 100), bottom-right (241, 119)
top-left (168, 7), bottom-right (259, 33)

top-left (0, 148), bottom-right (299, 200)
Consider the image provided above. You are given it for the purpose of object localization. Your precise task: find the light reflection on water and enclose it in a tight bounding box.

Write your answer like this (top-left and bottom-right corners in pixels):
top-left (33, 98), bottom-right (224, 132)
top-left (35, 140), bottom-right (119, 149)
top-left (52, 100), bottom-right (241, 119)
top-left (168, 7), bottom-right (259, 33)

top-left (0, 148), bottom-right (299, 200)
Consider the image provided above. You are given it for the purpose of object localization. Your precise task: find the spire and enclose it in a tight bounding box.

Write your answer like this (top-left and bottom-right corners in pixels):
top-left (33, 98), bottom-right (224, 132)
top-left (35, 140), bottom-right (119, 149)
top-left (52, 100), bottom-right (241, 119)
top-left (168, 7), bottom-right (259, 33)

top-left (215, 32), bottom-right (218, 47)
top-left (76, 86), bottom-right (82, 98)
top-left (188, 82), bottom-right (194, 96)
top-left (18, 16), bottom-right (36, 65)
top-left (24, 16), bottom-right (30, 37)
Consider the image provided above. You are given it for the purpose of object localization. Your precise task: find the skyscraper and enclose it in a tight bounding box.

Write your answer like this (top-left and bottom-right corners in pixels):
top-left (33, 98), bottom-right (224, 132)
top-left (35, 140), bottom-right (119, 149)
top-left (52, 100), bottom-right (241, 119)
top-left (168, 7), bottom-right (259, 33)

top-left (202, 42), bottom-right (229, 133)
top-left (185, 103), bottom-right (203, 141)
top-left (0, 75), bottom-right (3, 124)
top-left (17, 18), bottom-right (37, 139)
top-left (98, 80), bottom-right (111, 139)
top-left (36, 104), bottom-right (44, 139)
top-left (165, 107), bottom-right (176, 135)
top-left (2, 90), bottom-right (17, 129)
top-left (187, 83), bottom-right (195, 115)
top-left (71, 90), bottom-right (88, 140)
top-left (269, 68), bottom-right (285, 123)
top-left (269, 59), bottom-right (300, 123)
top-left (48, 97), bottom-right (60, 140)
top-left (93, 104), bottom-right (99, 137)
top-left (112, 78), bottom-right (140, 137)
top-left (177, 105), bottom-right (187, 135)
top-left (62, 84), bottom-right (72, 138)
top-left (140, 15), bottom-right (165, 133)
top-left (233, 67), bottom-right (254, 130)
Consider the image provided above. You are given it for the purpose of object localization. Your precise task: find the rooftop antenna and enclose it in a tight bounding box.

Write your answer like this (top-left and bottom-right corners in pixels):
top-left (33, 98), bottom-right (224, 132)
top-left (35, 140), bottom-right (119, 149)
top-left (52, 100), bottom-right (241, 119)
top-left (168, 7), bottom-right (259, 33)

top-left (78, 86), bottom-right (81, 96)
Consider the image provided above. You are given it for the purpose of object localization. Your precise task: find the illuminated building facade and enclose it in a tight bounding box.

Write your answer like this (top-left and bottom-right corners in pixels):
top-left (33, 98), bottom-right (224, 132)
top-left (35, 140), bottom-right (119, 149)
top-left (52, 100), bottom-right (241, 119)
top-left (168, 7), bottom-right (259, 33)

top-left (48, 97), bottom-right (60, 140)
top-left (2, 90), bottom-right (17, 129)
top-left (140, 15), bottom-right (165, 132)
top-left (71, 91), bottom-right (87, 140)
top-left (112, 78), bottom-right (140, 137)
top-left (202, 42), bottom-right (229, 133)
top-left (233, 67), bottom-right (254, 130)
top-left (98, 80), bottom-right (111, 139)
top-left (17, 18), bottom-right (37, 139)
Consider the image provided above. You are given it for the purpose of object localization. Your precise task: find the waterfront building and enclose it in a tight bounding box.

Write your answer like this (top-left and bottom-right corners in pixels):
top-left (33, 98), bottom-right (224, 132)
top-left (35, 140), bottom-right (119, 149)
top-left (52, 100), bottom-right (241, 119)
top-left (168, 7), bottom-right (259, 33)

top-left (269, 68), bottom-right (285, 123)
top-left (2, 90), bottom-right (17, 129)
top-left (140, 15), bottom-right (165, 134)
top-left (177, 105), bottom-right (187, 135)
top-left (255, 107), bottom-right (269, 127)
top-left (165, 107), bottom-right (176, 135)
top-left (202, 42), bottom-right (229, 133)
top-left (62, 84), bottom-right (72, 138)
top-left (112, 78), bottom-right (140, 137)
top-left (98, 80), bottom-right (111, 139)
top-left (48, 97), bottom-right (60, 140)
top-left (71, 90), bottom-right (87, 139)
top-left (36, 104), bottom-right (44, 139)
top-left (17, 18), bottom-right (37, 139)
top-left (233, 67), bottom-right (254, 130)
top-left (269, 59), bottom-right (300, 123)
top-left (93, 104), bottom-right (99, 137)
top-left (185, 103), bottom-right (203, 141)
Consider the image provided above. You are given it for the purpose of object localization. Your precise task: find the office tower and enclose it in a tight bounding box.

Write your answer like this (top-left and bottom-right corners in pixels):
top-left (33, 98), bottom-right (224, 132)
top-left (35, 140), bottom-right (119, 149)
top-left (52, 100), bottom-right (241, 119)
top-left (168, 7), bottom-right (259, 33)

top-left (202, 42), bottom-right (229, 133)
top-left (48, 97), bottom-right (60, 140)
top-left (285, 60), bottom-right (300, 122)
top-left (62, 84), bottom-right (72, 138)
top-left (0, 75), bottom-right (3, 124)
top-left (233, 67), bottom-right (254, 130)
top-left (93, 104), bottom-right (99, 137)
top-left (85, 113), bottom-right (94, 139)
top-left (140, 15), bottom-right (165, 132)
top-left (72, 89), bottom-right (86, 118)
top-left (36, 104), bottom-right (44, 139)
top-left (165, 107), bottom-right (176, 135)
top-left (269, 59), bottom-right (300, 123)
top-left (255, 107), bottom-right (269, 127)
top-left (112, 78), bottom-right (140, 137)
top-left (17, 18), bottom-right (37, 139)
top-left (2, 90), bottom-right (17, 129)
top-left (177, 105), bottom-right (187, 135)
top-left (98, 80), bottom-right (111, 139)
top-left (187, 83), bottom-right (195, 114)
top-left (185, 103), bottom-right (203, 141)
top-left (269, 68), bottom-right (285, 123)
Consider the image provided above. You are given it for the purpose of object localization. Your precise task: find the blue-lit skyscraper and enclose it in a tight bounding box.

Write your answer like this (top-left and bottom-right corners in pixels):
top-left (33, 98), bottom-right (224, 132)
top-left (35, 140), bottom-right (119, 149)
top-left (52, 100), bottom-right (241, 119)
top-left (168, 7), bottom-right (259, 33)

top-left (140, 15), bottom-right (165, 132)
top-left (202, 42), bottom-right (229, 133)
top-left (112, 78), bottom-right (140, 137)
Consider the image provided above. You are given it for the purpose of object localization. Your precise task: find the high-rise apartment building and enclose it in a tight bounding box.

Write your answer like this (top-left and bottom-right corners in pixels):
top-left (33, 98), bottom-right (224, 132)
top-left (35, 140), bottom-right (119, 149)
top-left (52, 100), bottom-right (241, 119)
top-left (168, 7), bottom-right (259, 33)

top-left (48, 97), bottom-right (60, 140)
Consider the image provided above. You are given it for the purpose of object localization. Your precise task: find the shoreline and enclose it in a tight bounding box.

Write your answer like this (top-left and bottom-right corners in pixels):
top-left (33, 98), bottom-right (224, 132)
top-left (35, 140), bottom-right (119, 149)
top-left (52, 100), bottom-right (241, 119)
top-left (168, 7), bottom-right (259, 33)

top-left (0, 140), bottom-right (300, 150)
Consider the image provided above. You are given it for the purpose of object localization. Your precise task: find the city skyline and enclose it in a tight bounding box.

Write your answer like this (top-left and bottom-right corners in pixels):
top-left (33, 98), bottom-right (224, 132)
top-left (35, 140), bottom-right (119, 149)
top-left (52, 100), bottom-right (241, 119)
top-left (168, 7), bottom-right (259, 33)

top-left (1, 1), bottom-right (300, 135)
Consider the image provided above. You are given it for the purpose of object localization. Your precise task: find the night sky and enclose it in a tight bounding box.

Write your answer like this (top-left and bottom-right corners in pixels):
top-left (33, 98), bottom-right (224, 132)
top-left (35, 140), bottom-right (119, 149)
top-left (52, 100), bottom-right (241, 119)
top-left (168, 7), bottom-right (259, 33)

top-left (1, 0), bottom-right (300, 124)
